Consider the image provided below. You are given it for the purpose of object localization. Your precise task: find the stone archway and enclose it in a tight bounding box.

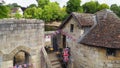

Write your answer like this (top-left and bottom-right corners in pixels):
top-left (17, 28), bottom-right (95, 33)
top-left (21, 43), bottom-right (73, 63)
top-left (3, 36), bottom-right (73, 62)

top-left (13, 50), bottom-right (30, 66)
top-left (9, 46), bottom-right (31, 67)
top-left (0, 19), bottom-right (44, 68)
top-left (9, 46), bottom-right (31, 60)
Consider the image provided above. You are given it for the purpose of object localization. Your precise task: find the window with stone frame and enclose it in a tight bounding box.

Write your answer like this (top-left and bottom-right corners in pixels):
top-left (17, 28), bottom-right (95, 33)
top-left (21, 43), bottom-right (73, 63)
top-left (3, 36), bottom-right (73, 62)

top-left (106, 48), bottom-right (116, 56)
top-left (70, 24), bottom-right (74, 32)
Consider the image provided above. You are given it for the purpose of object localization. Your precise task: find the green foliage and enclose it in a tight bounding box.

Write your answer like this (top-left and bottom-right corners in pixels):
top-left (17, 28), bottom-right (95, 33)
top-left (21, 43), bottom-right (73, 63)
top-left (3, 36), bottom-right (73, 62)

top-left (0, 5), bottom-right (10, 19)
top-left (24, 2), bottom-right (67, 22)
top-left (28, 4), bottom-right (37, 8)
top-left (66, 0), bottom-right (83, 13)
top-left (24, 7), bottom-right (43, 19)
top-left (82, 1), bottom-right (110, 13)
top-left (35, 8), bottom-right (43, 19)
top-left (7, 3), bottom-right (20, 9)
top-left (58, 7), bottom-right (68, 21)
top-left (24, 7), bottom-right (34, 18)
top-left (82, 1), bottom-right (100, 13)
top-left (14, 11), bottom-right (22, 19)
top-left (37, 0), bottom-right (49, 8)
top-left (110, 4), bottom-right (120, 17)
top-left (42, 2), bottom-right (67, 22)
top-left (98, 3), bottom-right (109, 11)
top-left (42, 4), bottom-right (52, 22)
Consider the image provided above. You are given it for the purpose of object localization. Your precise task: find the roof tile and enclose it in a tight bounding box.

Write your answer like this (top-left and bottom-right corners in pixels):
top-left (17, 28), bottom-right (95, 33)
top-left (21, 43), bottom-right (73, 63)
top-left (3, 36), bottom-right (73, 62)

top-left (80, 9), bottom-right (120, 48)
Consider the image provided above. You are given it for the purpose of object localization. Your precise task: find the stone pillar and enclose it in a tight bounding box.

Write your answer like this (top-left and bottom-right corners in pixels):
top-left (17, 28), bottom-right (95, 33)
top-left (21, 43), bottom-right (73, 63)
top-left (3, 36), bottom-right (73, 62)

top-left (30, 49), bottom-right (41, 68)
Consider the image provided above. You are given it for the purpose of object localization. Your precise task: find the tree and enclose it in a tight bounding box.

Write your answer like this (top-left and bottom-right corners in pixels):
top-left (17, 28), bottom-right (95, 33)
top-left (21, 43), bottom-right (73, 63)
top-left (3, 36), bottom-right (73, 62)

top-left (7, 3), bottom-right (20, 9)
top-left (58, 6), bottom-right (68, 21)
top-left (98, 3), bottom-right (109, 11)
top-left (28, 4), bottom-right (37, 8)
top-left (24, 1), bottom-right (68, 22)
top-left (110, 4), bottom-right (120, 17)
top-left (24, 7), bottom-right (42, 19)
top-left (82, 1), bottom-right (99, 13)
top-left (37, 0), bottom-right (49, 8)
top-left (42, 2), bottom-right (56, 22)
top-left (14, 11), bottom-right (22, 19)
top-left (66, 0), bottom-right (83, 14)
top-left (35, 8), bottom-right (43, 19)
top-left (42, 2), bottom-right (67, 22)
top-left (0, 5), bottom-right (10, 19)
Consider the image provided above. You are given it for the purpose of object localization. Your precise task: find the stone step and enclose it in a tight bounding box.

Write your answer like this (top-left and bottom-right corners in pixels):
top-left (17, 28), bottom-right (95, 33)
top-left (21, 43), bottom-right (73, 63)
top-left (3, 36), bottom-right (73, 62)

top-left (51, 59), bottom-right (62, 68)
top-left (52, 61), bottom-right (60, 66)
top-left (50, 56), bottom-right (58, 59)
top-left (52, 64), bottom-right (62, 68)
top-left (48, 52), bottom-right (62, 68)
top-left (51, 59), bottom-right (59, 63)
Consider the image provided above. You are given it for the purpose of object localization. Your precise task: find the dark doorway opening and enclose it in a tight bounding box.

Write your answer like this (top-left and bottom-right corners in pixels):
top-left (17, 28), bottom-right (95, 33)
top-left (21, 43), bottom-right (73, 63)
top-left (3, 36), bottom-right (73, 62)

top-left (53, 35), bottom-right (58, 51)
top-left (13, 50), bottom-right (30, 67)
top-left (63, 35), bottom-right (66, 48)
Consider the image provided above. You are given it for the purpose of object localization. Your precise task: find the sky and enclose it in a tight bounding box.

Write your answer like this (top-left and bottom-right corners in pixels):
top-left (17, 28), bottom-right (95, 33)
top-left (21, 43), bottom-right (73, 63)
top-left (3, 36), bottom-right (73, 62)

top-left (3, 0), bottom-right (120, 7)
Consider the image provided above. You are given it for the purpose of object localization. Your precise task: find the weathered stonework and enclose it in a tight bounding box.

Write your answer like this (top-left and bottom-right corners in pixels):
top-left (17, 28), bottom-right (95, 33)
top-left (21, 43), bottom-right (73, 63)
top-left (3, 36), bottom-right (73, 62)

top-left (69, 43), bottom-right (120, 68)
top-left (59, 10), bottom-right (120, 68)
top-left (59, 17), bottom-right (88, 48)
top-left (59, 17), bottom-right (91, 68)
top-left (0, 19), bottom-right (45, 68)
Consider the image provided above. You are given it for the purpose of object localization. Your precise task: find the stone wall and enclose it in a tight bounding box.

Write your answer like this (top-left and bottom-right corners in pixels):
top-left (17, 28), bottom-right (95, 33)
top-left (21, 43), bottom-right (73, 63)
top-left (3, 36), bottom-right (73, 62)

top-left (0, 19), bottom-right (44, 68)
top-left (59, 17), bottom-right (85, 48)
top-left (70, 43), bottom-right (120, 68)
top-left (62, 17), bottom-right (84, 40)
top-left (59, 17), bottom-right (86, 67)
top-left (60, 17), bottom-right (120, 68)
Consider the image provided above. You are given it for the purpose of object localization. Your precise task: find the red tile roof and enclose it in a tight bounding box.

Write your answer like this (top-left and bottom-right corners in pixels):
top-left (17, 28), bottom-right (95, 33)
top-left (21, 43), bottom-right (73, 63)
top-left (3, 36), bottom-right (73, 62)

top-left (80, 9), bottom-right (120, 48)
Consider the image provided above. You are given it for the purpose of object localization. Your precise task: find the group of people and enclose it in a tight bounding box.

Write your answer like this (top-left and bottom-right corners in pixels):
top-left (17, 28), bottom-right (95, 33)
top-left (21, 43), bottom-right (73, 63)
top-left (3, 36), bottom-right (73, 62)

top-left (56, 47), bottom-right (70, 68)
top-left (63, 47), bottom-right (70, 63)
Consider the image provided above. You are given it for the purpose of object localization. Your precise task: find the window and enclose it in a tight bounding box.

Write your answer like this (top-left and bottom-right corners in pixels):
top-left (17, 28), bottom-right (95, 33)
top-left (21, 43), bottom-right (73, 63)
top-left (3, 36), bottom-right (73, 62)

top-left (106, 48), bottom-right (116, 56)
top-left (84, 27), bottom-right (90, 34)
top-left (70, 24), bottom-right (74, 32)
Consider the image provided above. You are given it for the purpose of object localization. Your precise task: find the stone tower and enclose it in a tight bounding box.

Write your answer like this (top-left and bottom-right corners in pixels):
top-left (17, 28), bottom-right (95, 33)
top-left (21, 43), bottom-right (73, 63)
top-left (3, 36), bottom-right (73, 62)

top-left (0, 19), bottom-right (44, 68)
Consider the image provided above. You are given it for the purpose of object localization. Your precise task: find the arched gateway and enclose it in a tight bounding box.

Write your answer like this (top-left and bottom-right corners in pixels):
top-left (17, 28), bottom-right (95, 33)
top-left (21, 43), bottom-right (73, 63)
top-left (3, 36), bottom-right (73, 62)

top-left (0, 19), bottom-right (44, 68)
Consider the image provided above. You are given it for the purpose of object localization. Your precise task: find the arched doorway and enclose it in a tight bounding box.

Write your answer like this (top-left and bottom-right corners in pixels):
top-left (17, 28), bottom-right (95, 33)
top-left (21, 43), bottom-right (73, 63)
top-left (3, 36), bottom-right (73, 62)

top-left (13, 50), bottom-right (30, 67)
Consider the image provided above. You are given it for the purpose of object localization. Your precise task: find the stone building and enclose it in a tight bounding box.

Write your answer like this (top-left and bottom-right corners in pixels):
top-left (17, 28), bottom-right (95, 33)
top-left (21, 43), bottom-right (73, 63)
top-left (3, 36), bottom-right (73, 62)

top-left (10, 7), bottom-right (23, 17)
top-left (0, 19), bottom-right (51, 68)
top-left (59, 9), bottom-right (120, 68)
top-left (59, 12), bottom-right (95, 49)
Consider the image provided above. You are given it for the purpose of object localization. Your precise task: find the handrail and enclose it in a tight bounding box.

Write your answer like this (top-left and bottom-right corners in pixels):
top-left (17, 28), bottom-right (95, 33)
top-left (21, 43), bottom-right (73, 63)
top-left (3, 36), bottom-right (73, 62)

top-left (41, 47), bottom-right (53, 68)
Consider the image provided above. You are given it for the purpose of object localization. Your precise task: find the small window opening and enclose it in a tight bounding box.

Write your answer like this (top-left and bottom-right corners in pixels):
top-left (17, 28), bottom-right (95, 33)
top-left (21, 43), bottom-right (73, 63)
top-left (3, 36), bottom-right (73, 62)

top-left (106, 48), bottom-right (116, 56)
top-left (70, 24), bottom-right (74, 32)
